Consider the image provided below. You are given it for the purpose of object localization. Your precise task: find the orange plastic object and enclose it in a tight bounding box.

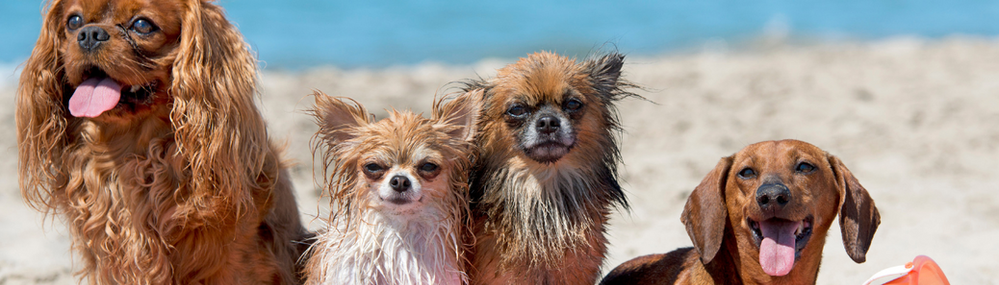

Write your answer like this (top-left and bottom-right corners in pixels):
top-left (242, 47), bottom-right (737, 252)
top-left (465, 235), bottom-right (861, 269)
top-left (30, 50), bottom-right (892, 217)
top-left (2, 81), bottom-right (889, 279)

top-left (881, 255), bottom-right (950, 285)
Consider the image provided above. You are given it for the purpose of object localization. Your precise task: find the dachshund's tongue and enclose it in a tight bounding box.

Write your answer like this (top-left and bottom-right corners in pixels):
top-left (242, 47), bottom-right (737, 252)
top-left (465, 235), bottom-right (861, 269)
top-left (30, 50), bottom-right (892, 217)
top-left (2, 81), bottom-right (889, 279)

top-left (69, 77), bottom-right (122, 117)
top-left (758, 219), bottom-right (800, 276)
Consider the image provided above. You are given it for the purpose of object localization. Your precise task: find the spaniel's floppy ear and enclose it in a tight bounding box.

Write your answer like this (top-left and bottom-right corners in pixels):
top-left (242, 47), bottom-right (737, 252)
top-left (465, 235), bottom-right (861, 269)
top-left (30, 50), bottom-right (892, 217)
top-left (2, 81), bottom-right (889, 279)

top-left (310, 91), bottom-right (370, 144)
top-left (170, 1), bottom-right (265, 208)
top-left (828, 155), bottom-right (881, 263)
top-left (682, 156), bottom-right (733, 264)
top-left (16, 0), bottom-right (70, 211)
top-left (433, 89), bottom-right (481, 142)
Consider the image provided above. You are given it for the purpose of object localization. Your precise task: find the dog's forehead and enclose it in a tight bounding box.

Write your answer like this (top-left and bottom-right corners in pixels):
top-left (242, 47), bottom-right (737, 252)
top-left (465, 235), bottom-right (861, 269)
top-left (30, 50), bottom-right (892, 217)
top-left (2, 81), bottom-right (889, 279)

top-left (64, 0), bottom-right (139, 18)
top-left (63, 0), bottom-right (183, 27)
top-left (359, 138), bottom-right (439, 167)
top-left (494, 55), bottom-right (588, 105)
top-left (734, 140), bottom-right (826, 167)
top-left (359, 114), bottom-right (448, 165)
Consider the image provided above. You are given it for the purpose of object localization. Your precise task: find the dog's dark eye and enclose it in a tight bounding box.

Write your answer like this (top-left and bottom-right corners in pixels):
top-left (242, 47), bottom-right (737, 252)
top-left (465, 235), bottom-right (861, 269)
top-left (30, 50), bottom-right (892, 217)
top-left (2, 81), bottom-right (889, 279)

top-left (363, 163), bottom-right (384, 173)
top-left (507, 104), bottom-right (527, 118)
top-left (130, 18), bottom-right (159, 35)
top-left (419, 162), bottom-right (439, 173)
top-left (564, 98), bottom-right (583, 112)
top-left (67, 15), bottom-right (83, 30)
top-left (796, 162), bottom-right (816, 173)
top-left (738, 167), bottom-right (756, 179)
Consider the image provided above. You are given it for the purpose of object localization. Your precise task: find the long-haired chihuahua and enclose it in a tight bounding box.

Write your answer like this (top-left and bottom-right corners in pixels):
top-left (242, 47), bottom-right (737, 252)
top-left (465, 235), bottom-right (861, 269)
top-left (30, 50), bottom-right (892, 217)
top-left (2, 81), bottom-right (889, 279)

top-left (303, 91), bottom-right (479, 284)
top-left (463, 51), bottom-right (637, 284)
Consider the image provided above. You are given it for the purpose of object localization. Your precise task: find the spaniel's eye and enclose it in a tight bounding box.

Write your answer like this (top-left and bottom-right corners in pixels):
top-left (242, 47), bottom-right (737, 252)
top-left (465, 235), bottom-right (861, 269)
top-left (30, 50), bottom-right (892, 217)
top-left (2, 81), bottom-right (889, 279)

top-left (130, 18), bottom-right (158, 34)
top-left (363, 163), bottom-right (384, 173)
top-left (564, 98), bottom-right (583, 111)
top-left (506, 104), bottom-right (527, 118)
top-left (67, 15), bottom-right (83, 30)
top-left (419, 162), bottom-right (439, 173)
top-left (738, 168), bottom-right (756, 179)
top-left (796, 162), bottom-right (816, 173)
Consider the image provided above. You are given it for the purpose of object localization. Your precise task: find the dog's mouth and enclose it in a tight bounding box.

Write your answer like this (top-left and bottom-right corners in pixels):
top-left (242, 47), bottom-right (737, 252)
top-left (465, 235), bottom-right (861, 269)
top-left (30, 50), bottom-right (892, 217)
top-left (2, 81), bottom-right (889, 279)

top-left (378, 191), bottom-right (423, 206)
top-left (748, 215), bottom-right (813, 277)
top-left (383, 196), bottom-right (416, 205)
top-left (69, 67), bottom-right (158, 118)
top-left (523, 141), bottom-right (574, 163)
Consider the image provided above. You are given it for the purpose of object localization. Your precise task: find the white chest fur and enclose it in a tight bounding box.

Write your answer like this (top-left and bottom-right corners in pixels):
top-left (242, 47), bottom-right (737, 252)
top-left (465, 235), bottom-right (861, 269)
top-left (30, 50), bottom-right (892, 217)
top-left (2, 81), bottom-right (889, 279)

top-left (307, 209), bottom-right (464, 285)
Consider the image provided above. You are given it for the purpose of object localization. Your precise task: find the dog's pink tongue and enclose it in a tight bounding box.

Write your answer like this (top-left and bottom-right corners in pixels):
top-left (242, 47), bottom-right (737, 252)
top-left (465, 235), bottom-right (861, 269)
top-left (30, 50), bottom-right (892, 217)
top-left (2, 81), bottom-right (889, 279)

top-left (69, 77), bottom-right (122, 117)
top-left (758, 220), bottom-right (800, 276)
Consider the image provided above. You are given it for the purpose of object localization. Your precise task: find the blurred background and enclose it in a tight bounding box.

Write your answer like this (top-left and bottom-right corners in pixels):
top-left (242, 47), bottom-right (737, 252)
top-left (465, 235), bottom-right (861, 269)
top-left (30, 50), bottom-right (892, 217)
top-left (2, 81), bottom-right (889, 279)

top-left (2, 1), bottom-right (998, 284)
top-left (3, 0), bottom-right (999, 69)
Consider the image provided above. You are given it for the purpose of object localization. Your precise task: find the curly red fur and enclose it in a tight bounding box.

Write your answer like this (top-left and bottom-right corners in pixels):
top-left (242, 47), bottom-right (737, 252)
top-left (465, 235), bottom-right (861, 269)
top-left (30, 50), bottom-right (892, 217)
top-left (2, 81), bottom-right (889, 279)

top-left (17, 0), bottom-right (309, 284)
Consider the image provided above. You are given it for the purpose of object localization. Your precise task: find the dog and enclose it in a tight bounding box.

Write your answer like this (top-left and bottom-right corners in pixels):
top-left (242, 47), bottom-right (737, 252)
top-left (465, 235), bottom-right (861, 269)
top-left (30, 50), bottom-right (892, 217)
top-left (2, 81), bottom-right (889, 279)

top-left (462, 51), bottom-right (636, 284)
top-left (302, 91), bottom-right (479, 284)
top-left (16, 0), bottom-right (310, 283)
top-left (601, 139), bottom-right (880, 285)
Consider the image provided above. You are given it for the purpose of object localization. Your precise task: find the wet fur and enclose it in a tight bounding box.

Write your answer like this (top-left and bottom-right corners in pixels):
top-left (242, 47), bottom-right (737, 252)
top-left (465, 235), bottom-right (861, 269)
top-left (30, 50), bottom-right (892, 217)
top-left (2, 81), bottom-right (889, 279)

top-left (463, 52), bottom-right (636, 284)
top-left (16, 0), bottom-right (310, 283)
top-left (303, 92), bottom-right (478, 284)
top-left (601, 140), bottom-right (880, 285)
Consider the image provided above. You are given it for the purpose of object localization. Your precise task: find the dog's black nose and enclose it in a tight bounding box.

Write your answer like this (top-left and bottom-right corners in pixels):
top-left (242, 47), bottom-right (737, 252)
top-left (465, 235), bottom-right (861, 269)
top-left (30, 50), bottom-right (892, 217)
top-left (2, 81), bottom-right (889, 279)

top-left (756, 183), bottom-right (791, 209)
top-left (536, 116), bottom-right (560, 134)
top-left (78, 26), bottom-right (110, 53)
top-left (389, 175), bottom-right (411, 192)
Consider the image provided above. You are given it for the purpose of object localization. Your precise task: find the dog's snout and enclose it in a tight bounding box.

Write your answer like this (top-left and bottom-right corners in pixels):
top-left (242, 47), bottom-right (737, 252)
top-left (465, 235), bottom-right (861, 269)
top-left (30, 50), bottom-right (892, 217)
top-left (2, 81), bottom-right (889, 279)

top-left (756, 183), bottom-right (791, 209)
top-left (389, 175), bottom-right (412, 192)
top-left (77, 26), bottom-right (110, 53)
top-left (536, 116), bottom-right (560, 134)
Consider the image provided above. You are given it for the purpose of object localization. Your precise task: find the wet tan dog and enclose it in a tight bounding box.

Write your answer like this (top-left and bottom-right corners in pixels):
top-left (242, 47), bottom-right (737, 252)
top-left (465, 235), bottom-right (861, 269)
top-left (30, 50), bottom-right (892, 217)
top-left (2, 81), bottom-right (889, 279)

top-left (303, 91), bottom-right (478, 284)
top-left (463, 52), bottom-right (635, 284)
top-left (602, 140), bottom-right (880, 285)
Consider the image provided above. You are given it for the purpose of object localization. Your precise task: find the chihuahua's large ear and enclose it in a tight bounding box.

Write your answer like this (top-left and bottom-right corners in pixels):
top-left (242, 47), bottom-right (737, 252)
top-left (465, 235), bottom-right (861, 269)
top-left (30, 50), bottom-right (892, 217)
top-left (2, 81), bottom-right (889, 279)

top-left (682, 156), bottom-right (733, 264)
top-left (584, 53), bottom-right (625, 97)
top-left (433, 89), bottom-right (482, 142)
top-left (828, 155), bottom-right (881, 263)
top-left (310, 91), bottom-right (370, 143)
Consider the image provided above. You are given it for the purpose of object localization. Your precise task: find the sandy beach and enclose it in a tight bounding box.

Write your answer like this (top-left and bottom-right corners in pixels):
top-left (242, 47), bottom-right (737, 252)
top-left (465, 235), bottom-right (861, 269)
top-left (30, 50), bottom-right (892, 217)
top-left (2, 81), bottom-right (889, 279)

top-left (2, 37), bottom-right (998, 284)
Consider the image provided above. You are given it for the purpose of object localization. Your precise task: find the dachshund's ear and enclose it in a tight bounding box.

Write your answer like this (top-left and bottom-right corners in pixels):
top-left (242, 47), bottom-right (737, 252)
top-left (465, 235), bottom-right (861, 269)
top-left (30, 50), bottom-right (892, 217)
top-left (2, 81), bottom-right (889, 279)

top-left (170, 1), bottom-right (264, 205)
top-left (17, 0), bottom-right (70, 211)
top-left (584, 53), bottom-right (625, 98)
top-left (310, 91), bottom-right (369, 143)
top-left (682, 156), bottom-right (733, 264)
top-left (433, 89), bottom-right (481, 142)
top-left (828, 155), bottom-right (880, 263)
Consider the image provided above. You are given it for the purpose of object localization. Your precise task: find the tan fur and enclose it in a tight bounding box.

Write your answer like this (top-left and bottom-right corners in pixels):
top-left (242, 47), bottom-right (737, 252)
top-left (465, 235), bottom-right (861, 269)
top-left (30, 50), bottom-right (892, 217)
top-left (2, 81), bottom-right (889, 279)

top-left (463, 52), bottom-right (636, 284)
top-left (601, 140), bottom-right (881, 285)
top-left (16, 0), bottom-right (310, 283)
top-left (303, 91), bottom-right (478, 284)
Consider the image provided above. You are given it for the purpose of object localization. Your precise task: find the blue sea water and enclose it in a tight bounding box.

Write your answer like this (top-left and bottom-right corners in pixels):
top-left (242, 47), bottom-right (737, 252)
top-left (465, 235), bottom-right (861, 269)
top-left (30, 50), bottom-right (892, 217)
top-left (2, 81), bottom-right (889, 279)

top-left (1, 1), bottom-right (998, 69)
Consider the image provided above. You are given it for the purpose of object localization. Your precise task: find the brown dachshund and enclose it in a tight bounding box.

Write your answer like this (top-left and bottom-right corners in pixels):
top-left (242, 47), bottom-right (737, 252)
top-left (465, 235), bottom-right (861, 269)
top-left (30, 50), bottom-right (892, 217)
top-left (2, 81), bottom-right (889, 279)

top-left (602, 140), bottom-right (880, 285)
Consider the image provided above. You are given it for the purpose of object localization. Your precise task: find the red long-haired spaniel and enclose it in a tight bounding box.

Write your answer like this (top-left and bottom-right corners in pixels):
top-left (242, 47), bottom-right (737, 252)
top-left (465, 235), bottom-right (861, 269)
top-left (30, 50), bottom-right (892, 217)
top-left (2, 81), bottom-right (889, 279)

top-left (16, 0), bottom-right (310, 283)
